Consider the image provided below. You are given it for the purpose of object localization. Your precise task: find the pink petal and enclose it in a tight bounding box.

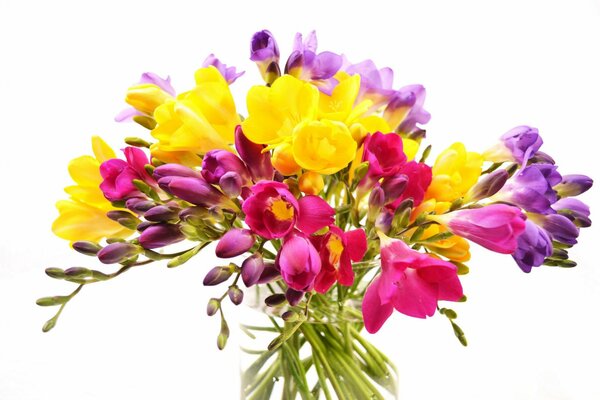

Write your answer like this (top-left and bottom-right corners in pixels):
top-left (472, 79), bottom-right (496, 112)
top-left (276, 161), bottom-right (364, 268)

top-left (313, 267), bottom-right (336, 294)
top-left (296, 195), bottom-right (335, 235)
top-left (390, 268), bottom-right (438, 318)
top-left (344, 228), bottom-right (367, 261)
top-left (337, 252), bottom-right (354, 286)
top-left (362, 277), bottom-right (394, 334)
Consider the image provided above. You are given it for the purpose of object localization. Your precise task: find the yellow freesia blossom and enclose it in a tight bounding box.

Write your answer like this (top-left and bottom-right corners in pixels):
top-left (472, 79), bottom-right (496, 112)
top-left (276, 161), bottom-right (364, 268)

top-left (126, 83), bottom-right (174, 116)
top-left (52, 136), bottom-right (133, 244)
top-left (409, 199), bottom-right (471, 262)
top-left (151, 67), bottom-right (240, 164)
top-left (425, 142), bottom-right (483, 202)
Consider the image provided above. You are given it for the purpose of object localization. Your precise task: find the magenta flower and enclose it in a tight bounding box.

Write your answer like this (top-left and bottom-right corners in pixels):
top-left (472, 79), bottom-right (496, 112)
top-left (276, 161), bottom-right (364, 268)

top-left (385, 161), bottom-right (432, 210)
top-left (99, 147), bottom-right (153, 202)
top-left (242, 181), bottom-right (334, 240)
top-left (201, 150), bottom-right (251, 186)
top-left (202, 54), bottom-right (244, 84)
top-left (234, 126), bottom-right (274, 182)
top-left (139, 224), bottom-right (185, 249)
top-left (362, 234), bottom-right (463, 333)
top-left (284, 31), bottom-right (342, 94)
top-left (431, 204), bottom-right (527, 254)
top-left (312, 226), bottom-right (367, 294)
top-left (277, 231), bottom-right (322, 291)
top-left (361, 132), bottom-right (407, 184)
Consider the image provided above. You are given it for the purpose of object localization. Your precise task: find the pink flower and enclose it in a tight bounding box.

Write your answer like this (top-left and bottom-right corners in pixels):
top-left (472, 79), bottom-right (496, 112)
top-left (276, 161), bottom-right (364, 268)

top-left (362, 234), bottom-right (463, 333)
top-left (277, 231), bottom-right (321, 291)
top-left (312, 226), bottom-right (367, 293)
top-left (100, 147), bottom-right (153, 202)
top-left (386, 161), bottom-right (432, 210)
top-left (242, 181), bottom-right (334, 239)
top-left (362, 132), bottom-right (407, 180)
top-left (431, 204), bottom-right (526, 254)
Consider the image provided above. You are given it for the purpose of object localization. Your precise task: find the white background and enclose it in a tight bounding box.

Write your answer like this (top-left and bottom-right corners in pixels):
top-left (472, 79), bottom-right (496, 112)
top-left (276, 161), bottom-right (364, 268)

top-left (1, 0), bottom-right (599, 399)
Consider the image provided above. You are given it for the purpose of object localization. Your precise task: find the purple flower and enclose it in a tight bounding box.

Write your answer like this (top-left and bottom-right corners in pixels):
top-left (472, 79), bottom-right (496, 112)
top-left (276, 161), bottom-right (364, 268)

top-left (493, 164), bottom-right (560, 214)
top-left (201, 150), bottom-right (250, 185)
top-left (215, 229), bottom-right (255, 258)
top-left (139, 224), bottom-right (185, 249)
top-left (250, 30), bottom-right (280, 83)
top-left (512, 220), bottom-right (553, 273)
top-left (552, 198), bottom-right (591, 228)
top-left (483, 126), bottom-right (543, 164)
top-left (241, 254), bottom-right (266, 287)
top-left (383, 85), bottom-right (431, 134)
top-left (235, 126), bottom-right (274, 182)
top-left (97, 242), bottom-right (140, 264)
top-left (284, 31), bottom-right (342, 94)
top-left (99, 147), bottom-right (154, 202)
top-left (532, 213), bottom-right (580, 246)
top-left (164, 176), bottom-right (238, 211)
top-left (465, 169), bottom-right (509, 202)
top-left (202, 54), bottom-right (244, 84)
top-left (554, 174), bottom-right (593, 197)
top-left (344, 58), bottom-right (395, 109)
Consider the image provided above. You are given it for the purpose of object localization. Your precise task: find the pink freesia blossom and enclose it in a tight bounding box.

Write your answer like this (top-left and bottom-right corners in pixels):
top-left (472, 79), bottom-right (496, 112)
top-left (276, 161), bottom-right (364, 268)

top-left (363, 233), bottom-right (463, 333)
top-left (430, 204), bottom-right (527, 254)
top-left (242, 181), bottom-right (334, 239)
top-left (277, 231), bottom-right (322, 291)
top-left (100, 147), bottom-right (153, 202)
top-left (312, 226), bottom-right (367, 293)
top-left (362, 132), bottom-right (407, 179)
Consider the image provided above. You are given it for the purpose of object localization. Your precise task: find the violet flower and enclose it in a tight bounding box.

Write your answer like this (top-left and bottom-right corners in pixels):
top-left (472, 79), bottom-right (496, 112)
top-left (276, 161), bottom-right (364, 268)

top-left (512, 220), bottom-right (553, 273)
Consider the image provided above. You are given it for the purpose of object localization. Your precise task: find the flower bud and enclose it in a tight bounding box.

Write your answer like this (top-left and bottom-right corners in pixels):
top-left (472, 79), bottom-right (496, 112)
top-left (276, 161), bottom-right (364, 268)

top-left (464, 169), bottom-right (509, 203)
top-left (241, 253), bottom-right (266, 287)
top-left (153, 163), bottom-right (202, 180)
top-left (286, 288), bottom-right (304, 306)
top-left (206, 298), bottom-right (220, 316)
top-left (235, 126), bottom-right (274, 182)
top-left (215, 229), bottom-right (255, 258)
top-left (281, 310), bottom-right (299, 322)
top-left (264, 293), bottom-right (286, 307)
top-left (250, 30), bottom-right (280, 83)
top-left (217, 318), bottom-right (230, 350)
top-left (257, 263), bottom-right (280, 284)
top-left (168, 177), bottom-right (238, 211)
top-left (106, 210), bottom-right (140, 230)
top-left (368, 186), bottom-right (385, 222)
top-left (381, 175), bottom-right (408, 203)
top-left (139, 224), bottom-right (184, 249)
top-left (228, 285), bottom-right (244, 305)
top-left (219, 172), bottom-right (243, 198)
top-left (126, 198), bottom-right (155, 213)
top-left (72, 241), bottom-right (102, 256)
top-left (554, 174), bottom-right (593, 197)
top-left (97, 242), bottom-right (140, 264)
top-left (203, 265), bottom-right (235, 286)
top-left (144, 205), bottom-right (179, 222)
top-left (201, 150), bottom-right (250, 185)
top-left (298, 171), bottom-right (324, 195)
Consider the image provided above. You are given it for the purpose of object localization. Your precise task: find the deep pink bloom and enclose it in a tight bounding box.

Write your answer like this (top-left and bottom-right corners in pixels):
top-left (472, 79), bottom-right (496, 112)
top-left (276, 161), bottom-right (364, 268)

top-left (100, 147), bottom-right (153, 202)
top-left (312, 226), bottom-right (367, 293)
top-left (432, 204), bottom-right (527, 254)
top-left (363, 234), bottom-right (463, 333)
top-left (242, 181), bottom-right (334, 239)
top-left (234, 126), bottom-right (274, 182)
top-left (362, 132), bottom-right (407, 179)
top-left (386, 161), bottom-right (432, 210)
top-left (277, 232), bottom-right (321, 291)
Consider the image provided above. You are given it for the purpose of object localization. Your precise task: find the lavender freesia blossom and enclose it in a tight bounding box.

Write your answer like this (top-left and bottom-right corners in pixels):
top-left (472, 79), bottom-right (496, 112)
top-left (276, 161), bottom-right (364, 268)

top-left (552, 197), bottom-right (592, 228)
top-left (250, 30), bottom-right (280, 83)
top-left (554, 174), bottom-right (593, 197)
top-left (202, 54), bottom-right (244, 84)
top-left (344, 58), bottom-right (395, 109)
top-left (483, 126), bottom-right (543, 164)
top-left (512, 220), bottom-right (553, 273)
top-left (383, 85), bottom-right (431, 134)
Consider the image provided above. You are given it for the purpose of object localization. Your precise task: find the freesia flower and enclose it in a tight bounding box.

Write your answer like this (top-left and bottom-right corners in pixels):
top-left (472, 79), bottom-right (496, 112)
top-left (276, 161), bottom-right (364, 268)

top-left (163, 176), bottom-right (239, 211)
top-left (242, 181), bottom-right (334, 239)
top-left (234, 126), bottom-right (274, 182)
top-left (151, 66), bottom-right (241, 164)
top-left (312, 226), bottom-right (367, 293)
top-left (139, 223), bottom-right (185, 249)
top-left (201, 149), bottom-right (251, 186)
top-left (363, 233), bottom-right (463, 333)
top-left (343, 58), bottom-right (395, 109)
top-left (425, 142), bottom-right (483, 202)
top-left (385, 161), bottom-right (432, 209)
top-left (202, 54), bottom-right (244, 84)
top-left (362, 132), bottom-right (407, 179)
top-left (215, 229), bottom-right (255, 258)
top-left (99, 147), bottom-right (154, 202)
top-left (482, 126), bottom-right (542, 164)
top-left (512, 220), bottom-right (552, 273)
top-left (552, 197), bottom-right (591, 228)
top-left (553, 174), bottom-right (593, 197)
top-left (250, 30), bottom-right (280, 83)
top-left (383, 85), bottom-right (431, 134)
top-left (429, 204), bottom-right (526, 254)
top-left (115, 72), bottom-right (175, 123)
top-left (52, 136), bottom-right (133, 244)
top-left (277, 231), bottom-right (322, 292)
top-left (529, 213), bottom-right (580, 246)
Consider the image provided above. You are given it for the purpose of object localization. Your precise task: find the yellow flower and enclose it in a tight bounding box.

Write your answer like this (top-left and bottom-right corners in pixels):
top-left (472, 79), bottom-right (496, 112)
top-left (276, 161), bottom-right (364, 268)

top-left (292, 120), bottom-right (357, 175)
top-left (126, 83), bottom-right (174, 116)
top-left (425, 142), bottom-right (483, 202)
top-left (52, 136), bottom-right (133, 244)
top-left (151, 66), bottom-right (240, 161)
top-left (298, 171), bottom-right (325, 195)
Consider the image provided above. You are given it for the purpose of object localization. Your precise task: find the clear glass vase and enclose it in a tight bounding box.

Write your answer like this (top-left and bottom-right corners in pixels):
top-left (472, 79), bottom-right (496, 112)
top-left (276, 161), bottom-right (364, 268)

top-left (239, 281), bottom-right (398, 400)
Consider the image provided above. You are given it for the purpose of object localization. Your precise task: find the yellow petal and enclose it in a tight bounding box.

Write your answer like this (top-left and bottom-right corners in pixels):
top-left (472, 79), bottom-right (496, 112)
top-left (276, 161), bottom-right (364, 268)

top-left (67, 156), bottom-right (101, 187)
top-left (91, 136), bottom-right (116, 163)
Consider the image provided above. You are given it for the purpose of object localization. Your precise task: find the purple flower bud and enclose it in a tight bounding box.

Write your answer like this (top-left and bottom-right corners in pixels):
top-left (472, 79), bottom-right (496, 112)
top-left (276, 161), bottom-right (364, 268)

top-left (215, 229), bottom-right (255, 258)
top-left (144, 205), bottom-right (179, 222)
top-left (241, 254), bottom-right (266, 287)
top-left (483, 126), bottom-right (543, 164)
top-left (202, 54), bottom-right (244, 84)
top-left (264, 293), bottom-right (286, 307)
top-left (228, 286), bottom-right (244, 305)
top-left (136, 221), bottom-right (156, 232)
top-left (257, 262), bottom-right (280, 284)
top-left (465, 169), bottom-right (509, 202)
top-left (126, 198), bottom-right (155, 213)
top-left (554, 174), bottom-right (593, 197)
top-left (381, 175), bottom-right (408, 203)
top-left (530, 151), bottom-right (555, 165)
top-left (97, 242), bottom-right (140, 264)
top-left (153, 163), bottom-right (202, 180)
top-left (219, 172), bottom-right (243, 198)
top-left (286, 288), bottom-right (304, 307)
top-left (206, 298), bottom-right (220, 316)
top-left (168, 177), bottom-right (237, 210)
top-left (368, 186), bottom-right (386, 209)
top-left (234, 126), bottom-right (274, 182)
top-left (512, 220), bottom-right (553, 273)
top-left (106, 210), bottom-right (140, 229)
top-left (552, 198), bottom-right (591, 228)
top-left (203, 265), bottom-right (234, 286)
top-left (201, 150), bottom-right (250, 185)
top-left (139, 224), bottom-right (184, 249)
top-left (250, 30), bottom-right (280, 82)
top-left (532, 213), bottom-right (580, 245)
top-left (72, 241), bottom-right (102, 256)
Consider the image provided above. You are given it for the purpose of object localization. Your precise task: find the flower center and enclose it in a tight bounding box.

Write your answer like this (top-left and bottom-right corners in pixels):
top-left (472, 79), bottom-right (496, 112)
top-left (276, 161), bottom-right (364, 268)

top-left (270, 198), bottom-right (294, 221)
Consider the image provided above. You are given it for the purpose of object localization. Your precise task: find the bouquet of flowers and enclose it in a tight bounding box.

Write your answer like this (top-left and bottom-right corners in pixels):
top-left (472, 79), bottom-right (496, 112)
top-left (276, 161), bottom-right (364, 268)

top-left (41, 30), bottom-right (593, 399)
